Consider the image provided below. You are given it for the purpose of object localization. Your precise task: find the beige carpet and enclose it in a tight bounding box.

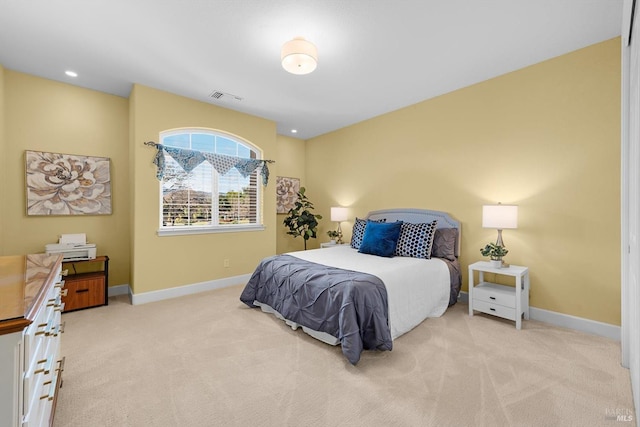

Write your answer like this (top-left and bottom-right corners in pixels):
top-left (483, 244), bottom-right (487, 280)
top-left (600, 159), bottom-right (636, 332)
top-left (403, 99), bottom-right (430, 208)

top-left (53, 284), bottom-right (635, 427)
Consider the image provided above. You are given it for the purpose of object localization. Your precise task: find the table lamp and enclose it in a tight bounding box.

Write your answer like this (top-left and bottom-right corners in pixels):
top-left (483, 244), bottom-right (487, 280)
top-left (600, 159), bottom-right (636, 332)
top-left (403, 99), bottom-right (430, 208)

top-left (482, 203), bottom-right (518, 247)
top-left (331, 207), bottom-right (348, 244)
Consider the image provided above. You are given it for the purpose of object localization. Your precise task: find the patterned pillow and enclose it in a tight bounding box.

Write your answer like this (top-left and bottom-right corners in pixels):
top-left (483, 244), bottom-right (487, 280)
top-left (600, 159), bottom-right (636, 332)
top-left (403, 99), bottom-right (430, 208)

top-left (350, 217), bottom-right (386, 249)
top-left (395, 220), bottom-right (438, 259)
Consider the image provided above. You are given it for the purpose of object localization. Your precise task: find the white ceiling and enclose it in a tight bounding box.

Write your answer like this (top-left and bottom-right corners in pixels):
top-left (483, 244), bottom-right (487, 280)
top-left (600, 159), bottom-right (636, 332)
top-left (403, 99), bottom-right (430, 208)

top-left (0, 0), bottom-right (623, 140)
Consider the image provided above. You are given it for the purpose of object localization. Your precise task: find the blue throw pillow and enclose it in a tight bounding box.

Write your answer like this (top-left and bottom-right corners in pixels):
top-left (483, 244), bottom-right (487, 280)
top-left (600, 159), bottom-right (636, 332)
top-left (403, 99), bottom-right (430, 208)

top-left (358, 220), bottom-right (403, 257)
top-left (350, 217), bottom-right (386, 249)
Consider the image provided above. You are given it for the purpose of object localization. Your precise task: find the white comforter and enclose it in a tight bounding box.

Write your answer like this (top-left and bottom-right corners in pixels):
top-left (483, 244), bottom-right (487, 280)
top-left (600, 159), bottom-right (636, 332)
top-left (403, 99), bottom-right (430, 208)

top-left (289, 245), bottom-right (450, 340)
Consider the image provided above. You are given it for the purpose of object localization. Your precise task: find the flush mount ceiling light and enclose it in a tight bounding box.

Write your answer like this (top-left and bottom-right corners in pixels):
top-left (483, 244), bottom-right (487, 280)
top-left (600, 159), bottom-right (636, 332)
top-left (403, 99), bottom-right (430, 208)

top-left (281, 37), bottom-right (317, 75)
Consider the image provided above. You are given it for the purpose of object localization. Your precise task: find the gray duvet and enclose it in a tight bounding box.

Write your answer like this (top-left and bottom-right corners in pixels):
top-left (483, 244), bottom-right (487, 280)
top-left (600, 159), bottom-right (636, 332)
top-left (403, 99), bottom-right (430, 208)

top-left (240, 254), bottom-right (392, 365)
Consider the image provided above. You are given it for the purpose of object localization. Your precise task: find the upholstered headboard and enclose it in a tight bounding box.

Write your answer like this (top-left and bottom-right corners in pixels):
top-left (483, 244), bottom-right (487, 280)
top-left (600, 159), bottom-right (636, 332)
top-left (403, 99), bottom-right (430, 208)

top-left (366, 208), bottom-right (461, 257)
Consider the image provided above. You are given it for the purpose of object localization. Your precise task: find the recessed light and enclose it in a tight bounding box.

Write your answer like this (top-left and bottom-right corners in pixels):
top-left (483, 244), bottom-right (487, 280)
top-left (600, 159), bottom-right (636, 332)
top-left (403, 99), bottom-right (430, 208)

top-left (291, 129), bottom-right (298, 134)
top-left (65, 70), bottom-right (78, 77)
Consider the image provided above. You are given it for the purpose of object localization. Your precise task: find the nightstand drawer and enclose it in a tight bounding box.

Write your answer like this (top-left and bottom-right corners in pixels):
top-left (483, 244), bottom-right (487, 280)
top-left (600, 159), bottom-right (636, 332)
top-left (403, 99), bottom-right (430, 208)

top-left (473, 282), bottom-right (516, 308)
top-left (472, 300), bottom-right (516, 321)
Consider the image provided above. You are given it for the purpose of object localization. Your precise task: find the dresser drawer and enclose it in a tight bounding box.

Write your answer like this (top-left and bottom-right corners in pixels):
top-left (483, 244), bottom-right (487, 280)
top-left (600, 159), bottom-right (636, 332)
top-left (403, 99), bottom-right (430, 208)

top-left (472, 282), bottom-right (516, 308)
top-left (22, 266), bottom-right (64, 427)
top-left (23, 354), bottom-right (53, 415)
top-left (23, 332), bottom-right (63, 427)
top-left (24, 292), bottom-right (62, 363)
top-left (62, 274), bottom-right (105, 311)
top-left (472, 299), bottom-right (516, 321)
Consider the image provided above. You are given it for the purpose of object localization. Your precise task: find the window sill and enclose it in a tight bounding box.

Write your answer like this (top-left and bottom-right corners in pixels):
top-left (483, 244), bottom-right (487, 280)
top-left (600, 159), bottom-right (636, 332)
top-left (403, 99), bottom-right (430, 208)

top-left (157, 224), bottom-right (265, 236)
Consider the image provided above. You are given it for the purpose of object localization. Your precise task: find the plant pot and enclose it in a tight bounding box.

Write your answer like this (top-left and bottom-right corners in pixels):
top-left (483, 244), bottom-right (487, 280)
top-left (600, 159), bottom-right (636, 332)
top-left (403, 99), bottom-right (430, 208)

top-left (490, 259), bottom-right (502, 268)
top-left (330, 240), bottom-right (336, 245)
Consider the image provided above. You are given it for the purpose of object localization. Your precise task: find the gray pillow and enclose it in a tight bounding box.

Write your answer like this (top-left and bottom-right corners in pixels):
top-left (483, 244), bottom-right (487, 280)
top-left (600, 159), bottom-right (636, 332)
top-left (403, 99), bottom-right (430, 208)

top-left (431, 228), bottom-right (457, 261)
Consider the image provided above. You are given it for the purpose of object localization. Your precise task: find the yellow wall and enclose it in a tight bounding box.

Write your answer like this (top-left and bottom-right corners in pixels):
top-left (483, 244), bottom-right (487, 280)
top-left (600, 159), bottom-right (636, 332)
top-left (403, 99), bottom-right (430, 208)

top-left (275, 134), bottom-right (307, 254)
top-left (306, 38), bottom-right (621, 325)
top-left (0, 65), bottom-right (5, 253)
top-left (1, 71), bottom-right (131, 287)
top-left (0, 38), bottom-right (622, 326)
top-left (129, 85), bottom-right (277, 294)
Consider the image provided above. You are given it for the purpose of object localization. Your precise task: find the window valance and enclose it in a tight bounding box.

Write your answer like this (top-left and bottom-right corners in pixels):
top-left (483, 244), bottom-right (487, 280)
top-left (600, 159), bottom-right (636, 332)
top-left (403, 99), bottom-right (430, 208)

top-left (144, 141), bottom-right (274, 185)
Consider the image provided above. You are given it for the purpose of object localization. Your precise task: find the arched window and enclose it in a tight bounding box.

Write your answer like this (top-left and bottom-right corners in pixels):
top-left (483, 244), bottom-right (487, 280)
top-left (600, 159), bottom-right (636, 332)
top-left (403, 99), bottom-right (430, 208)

top-left (158, 129), bottom-right (263, 235)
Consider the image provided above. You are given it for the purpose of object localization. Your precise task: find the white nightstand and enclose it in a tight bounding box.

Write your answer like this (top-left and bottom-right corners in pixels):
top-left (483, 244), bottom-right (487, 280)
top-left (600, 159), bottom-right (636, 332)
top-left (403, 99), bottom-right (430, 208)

top-left (468, 261), bottom-right (530, 329)
top-left (320, 242), bottom-right (350, 248)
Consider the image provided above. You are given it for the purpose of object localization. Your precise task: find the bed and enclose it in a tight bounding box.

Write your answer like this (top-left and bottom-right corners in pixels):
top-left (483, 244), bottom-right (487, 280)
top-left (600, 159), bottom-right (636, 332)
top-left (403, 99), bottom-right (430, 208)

top-left (240, 208), bottom-right (461, 364)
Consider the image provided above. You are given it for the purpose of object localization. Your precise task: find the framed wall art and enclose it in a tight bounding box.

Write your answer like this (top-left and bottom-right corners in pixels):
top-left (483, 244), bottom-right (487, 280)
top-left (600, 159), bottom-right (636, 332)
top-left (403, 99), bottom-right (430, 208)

top-left (25, 150), bottom-right (112, 216)
top-left (276, 176), bottom-right (300, 214)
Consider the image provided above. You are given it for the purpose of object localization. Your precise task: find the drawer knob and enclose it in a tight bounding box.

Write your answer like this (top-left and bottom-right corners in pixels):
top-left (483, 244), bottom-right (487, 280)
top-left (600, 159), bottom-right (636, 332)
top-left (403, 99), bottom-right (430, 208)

top-left (49, 324), bottom-right (59, 337)
top-left (35, 323), bottom-right (49, 336)
top-left (57, 357), bottom-right (66, 373)
top-left (34, 357), bottom-right (52, 375)
top-left (76, 288), bottom-right (90, 293)
top-left (39, 380), bottom-right (56, 401)
top-left (490, 308), bottom-right (496, 312)
top-left (489, 296), bottom-right (496, 300)
top-left (47, 295), bottom-right (62, 307)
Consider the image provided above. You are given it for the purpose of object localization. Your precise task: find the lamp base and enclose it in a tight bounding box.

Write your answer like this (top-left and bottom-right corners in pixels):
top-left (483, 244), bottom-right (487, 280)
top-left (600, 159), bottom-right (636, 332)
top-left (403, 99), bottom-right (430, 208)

top-left (336, 223), bottom-right (343, 245)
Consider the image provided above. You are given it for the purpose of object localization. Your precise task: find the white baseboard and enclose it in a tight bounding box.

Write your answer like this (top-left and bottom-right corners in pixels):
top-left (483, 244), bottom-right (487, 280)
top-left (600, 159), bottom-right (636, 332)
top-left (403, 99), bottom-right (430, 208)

top-left (130, 274), bottom-right (251, 306)
top-left (107, 284), bottom-right (130, 297)
top-left (528, 306), bottom-right (620, 341)
top-left (116, 284), bottom-right (620, 341)
top-left (458, 291), bottom-right (620, 341)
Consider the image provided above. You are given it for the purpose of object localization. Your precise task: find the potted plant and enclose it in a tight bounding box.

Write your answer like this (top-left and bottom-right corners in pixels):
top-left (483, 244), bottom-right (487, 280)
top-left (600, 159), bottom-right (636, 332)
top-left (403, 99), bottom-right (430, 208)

top-left (326, 230), bottom-right (340, 244)
top-left (480, 242), bottom-right (509, 268)
top-left (283, 187), bottom-right (323, 250)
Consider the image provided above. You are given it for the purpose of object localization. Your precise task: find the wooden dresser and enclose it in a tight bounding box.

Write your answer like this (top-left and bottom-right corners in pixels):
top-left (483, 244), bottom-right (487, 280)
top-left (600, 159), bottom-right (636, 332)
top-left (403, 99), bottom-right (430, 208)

top-left (0, 254), bottom-right (64, 427)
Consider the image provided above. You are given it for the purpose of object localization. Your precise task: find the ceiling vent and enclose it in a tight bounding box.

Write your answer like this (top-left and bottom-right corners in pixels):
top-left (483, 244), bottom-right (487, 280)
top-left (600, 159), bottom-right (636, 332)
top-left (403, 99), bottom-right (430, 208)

top-left (209, 91), bottom-right (243, 102)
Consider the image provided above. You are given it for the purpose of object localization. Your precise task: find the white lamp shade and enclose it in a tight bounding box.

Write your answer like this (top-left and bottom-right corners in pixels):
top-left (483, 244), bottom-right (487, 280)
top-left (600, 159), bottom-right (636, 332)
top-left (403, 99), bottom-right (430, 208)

top-left (482, 204), bottom-right (518, 229)
top-left (331, 207), bottom-right (348, 222)
top-left (281, 37), bottom-right (317, 75)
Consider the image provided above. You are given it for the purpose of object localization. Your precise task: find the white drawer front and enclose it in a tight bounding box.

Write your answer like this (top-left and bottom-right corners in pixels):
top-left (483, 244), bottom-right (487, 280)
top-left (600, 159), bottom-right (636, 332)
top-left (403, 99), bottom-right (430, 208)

top-left (473, 282), bottom-right (516, 308)
top-left (22, 362), bottom-right (53, 425)
top-left (472, 300), bottom-right (516, 321)
top-left (24, 296), bottom-right (60, 369)
top-left (21, 263), bottom-right (64, 427)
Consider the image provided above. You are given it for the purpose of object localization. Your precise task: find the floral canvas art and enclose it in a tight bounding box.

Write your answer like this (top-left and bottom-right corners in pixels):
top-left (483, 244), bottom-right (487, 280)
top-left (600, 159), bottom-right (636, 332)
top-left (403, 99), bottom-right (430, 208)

top-left (25, 150), bottom-right (112, 215)
top-left (276, 176), bottom-right (300, 214)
